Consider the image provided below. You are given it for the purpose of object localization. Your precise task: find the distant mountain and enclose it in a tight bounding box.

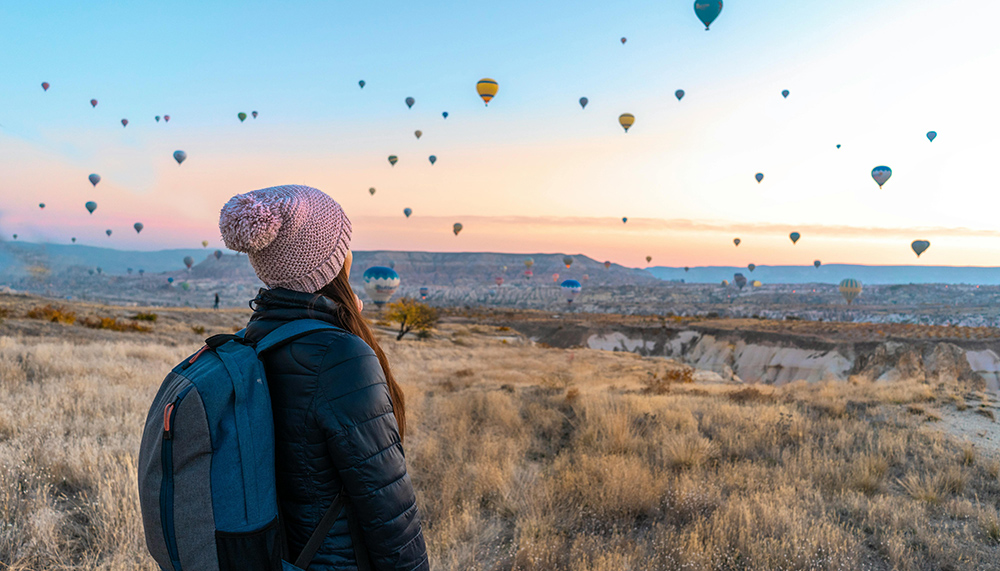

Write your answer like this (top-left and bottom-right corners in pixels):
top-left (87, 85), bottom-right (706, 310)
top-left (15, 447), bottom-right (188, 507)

top-left (648, 265), bottom-right (1000, 285)
top-left (0, 241), bottom-right (218, 278)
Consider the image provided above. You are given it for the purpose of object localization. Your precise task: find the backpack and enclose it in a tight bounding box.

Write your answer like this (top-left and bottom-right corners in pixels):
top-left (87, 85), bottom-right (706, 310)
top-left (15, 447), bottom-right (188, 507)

top-left (138, 319), bottom-right (359, 571)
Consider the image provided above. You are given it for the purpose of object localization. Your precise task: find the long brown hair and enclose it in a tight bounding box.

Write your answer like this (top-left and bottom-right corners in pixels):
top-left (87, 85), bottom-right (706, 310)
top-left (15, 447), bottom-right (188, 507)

top-left (317, 267), bottom-right (406, 440)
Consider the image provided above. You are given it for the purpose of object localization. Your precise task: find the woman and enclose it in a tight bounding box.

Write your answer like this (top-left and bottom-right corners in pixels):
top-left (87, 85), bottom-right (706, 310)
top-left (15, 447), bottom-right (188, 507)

top-left (219, 185), bottom-right (429, 571)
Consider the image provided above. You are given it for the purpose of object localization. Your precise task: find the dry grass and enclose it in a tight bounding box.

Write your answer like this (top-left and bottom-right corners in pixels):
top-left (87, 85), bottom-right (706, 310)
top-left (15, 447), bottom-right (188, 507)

top-left (25, 304), bottom-right (77, 325)
top-left (80, 316), bottom-right (152, 333)
top-left (1, 302), bottom-right (999, 570)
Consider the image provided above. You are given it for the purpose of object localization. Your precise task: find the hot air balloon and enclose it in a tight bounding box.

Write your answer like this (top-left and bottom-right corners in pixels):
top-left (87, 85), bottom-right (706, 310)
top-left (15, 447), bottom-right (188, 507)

top-left (524, 270), bottom-right (533, 280)
top-left (871, 166), bottom-right (892, 188)
top-left (363, 266), bottom-right (400, 308)
top-left (167, 277), bottom-right (174, 284)
top-left (405, 97), bottom-right (415, 109)
top-left (646, 256), bottom-right (652, 263)
top-left (453, 223), bottom-right (463, 236)
top-left (839, 279), bottom-right (862, 304)
top-left (561, 279), bottom-right (582, 304)
top-left (675, 90), bottom-right (685, 101)
top-left (579, 97), bottom-right (588, 109)
top-left (752, 280), bottom-right (762, 288)
top-left (414, 130), bottom-right (422, 139)
top-left (419, 286), bottom-right (429, 300)
top-left (604, 261), bottom-right (611, 269)
top-left (39, 203), bottom-right (45, 209)
top-left (106, 229), bottom-right (112, 237)
top-left (90, 99), bottom-right (98, 107)
top-left (694, 1), bottom-right (723, 30)
top-left (139, 269), bottom-right (144, 276)
top-left (476, 79), bottom-right (498, 105)
top-left (89, 174), bottom-right (101, 187)
top-left (238, 112), bottom-right (247, 122)
top-left (164, 115), bottom-right (170, 122)
top-left (134, 222), bottom-right (143, 234)
top-left (911, 240), bottom-right (930, 257)
top-left (495, 277), bottom-right (504, 286)
top-left (41, 82), bottom-right (50, 91)
top-left (388, 155), bottom-right (398, 167)
top-left (12, 234), bottom-right (16, 240)
top-left (836, 144), bottom-right (841, 149)
top-left (721, 280), bottom-right (729, 286)
top-left (442, 112), bottom-right (448, 119)
top-left (552, 273), bottom-right (559, 283)
top-left (127, 268), bottom-right (133, 275)
top-left (403, 208), bottom-right (412, 218)
top-left (814, 260), bottom-right (822, 268)
top-left (121, 119), bottom-right (128, 127)
top-left (214, 250), bottom-right (223, 260)
top-left (781, 90), bottom-right (790, 98)
top-left (252, 111), bottom-right (258, 119)
top-left (173, 150), bottom-right (187, 165)
top-left (755, 173), bottom-right (764, 183)
top-left (734, 273), bottom-right (747, 290)
top-left (181, 282), bottom-right (190, 291)
top-left (790, 232), bottom-right (800, 244)
top-left (71, 237), bottom-right (76, 243)
top-left (359, 80), bottom-right (365, 89)
top-left (85, 201), bottom-right (97, 214)
top-left (563, 256), bottom-right (573, 269)
top-left (622, 217), bottom-right (628, 223)
top-left (201, 240), bottom-right (209, 248)
top-left (183, 256), bottom-right (194, 269)
top-left (524, 258), bottom-right (534, 268)
top-left (926, 131), bottom-right (937, 142)
top-left (733, 238), bottom-right (741, 247)
top-left (155, 116), bottom-right (161, 122)
top-left (428, 155), bottom-right (437, 165)
top-left (620, 37), bottom-right (627, 44)
top-left (619, 113), bottom-right (635, 132)
top-left (369, 187), bottom-right (376, 196)
top-left (748, 263), bottom-right (756, 272)
top-left (684, 267), bottom-right (690, 272)
top-left (388, 260), bottom-right (395, 270)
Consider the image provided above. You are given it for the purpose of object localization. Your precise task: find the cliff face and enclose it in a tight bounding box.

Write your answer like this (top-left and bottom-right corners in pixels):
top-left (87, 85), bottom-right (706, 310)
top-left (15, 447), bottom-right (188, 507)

top-left (508, 320), bottom-right (1000, 391)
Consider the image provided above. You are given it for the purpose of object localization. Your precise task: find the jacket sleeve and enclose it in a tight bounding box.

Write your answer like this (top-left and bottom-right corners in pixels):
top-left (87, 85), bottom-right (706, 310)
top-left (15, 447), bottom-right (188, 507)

top-left (314, 342), bottom-right (429, 571)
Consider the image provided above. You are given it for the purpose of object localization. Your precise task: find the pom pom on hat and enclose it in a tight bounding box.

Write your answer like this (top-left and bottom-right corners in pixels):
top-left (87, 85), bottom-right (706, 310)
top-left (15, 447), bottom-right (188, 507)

top-left (219, 192), bottom-right (282, 253)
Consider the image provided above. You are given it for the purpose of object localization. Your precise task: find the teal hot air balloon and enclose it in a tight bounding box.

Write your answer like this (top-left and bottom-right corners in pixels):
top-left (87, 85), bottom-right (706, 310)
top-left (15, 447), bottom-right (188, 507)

top-left (167, 277), bottom-right (174, 284)
top-left (71, 237), bottom-right (76, 243)
top-left (12, 234), bottom-right (16, 240)
top-left (839, 279), bottom-right (862, 304)
top-left (134, 222), bottom-right (143, 234)
top-left (836, 144), bottom-right (841, 149)
top-left (561, 279), bottom-right (582, 304)
top-left (363, 266), bottom-right (400, 308)
top-left (214, 250), bottom-right (223, 260)
top-left (173, 150), bottom-right (186, 165)
top-left (748, 263), bottom-right (756, 272)
top-left (675, 89), bottom-right (685, 101)
top-left (622, 217), bottom-right (628, 223)
top-left (155, 115), bottom-right (161, 122)
top-left (755, 173), bottom-right (764, 183)
top-left (789, 232), bottom-right (800, 244)
top-left (89, 173), bottom-right (101, 187)
top-left (872, 166), bottom-right (892, 188)
top-left (926, 131), bottom-right (937, 142)
top-left (388, 155), bottom-right (398, 167)
top-left (694, 1), bottom-right (723, 30)
top-left (105, 229), bottom-right (112, 237)
top-left (39, 203), bottom-right (45, 209)
top-left (238, 112), bottom-right (247, 122)
top-left (428, 155), bottom-right (437, 165)
top-left (782, 90), bottom-right (790, 98)
top-left (183, 256), bottom-right (194, 269)
top-left (734, 273), bottom-right (747, 290)
top-left (403, 208), bottom-right (412, 218)
top-left (814, 260), bottom-right (822, 268)
top-left (419, 286), bottom-right (429, 300)
top-left (579, 97), bottom-right (588, 109)
top-left (442, 111), bottom-right (449, 119)
top-left (252, 111), bottom-right (258, 119)
top-left (359, 80), bottom-right (365, 89)
top-left (733, 238), bottom-right (741, 247)
top-left (911, 240), bottom-right (930, 257)
top-left (85, 201), bottom-right (97, 214)
top-left (405, 97), bottom-right (415, 109)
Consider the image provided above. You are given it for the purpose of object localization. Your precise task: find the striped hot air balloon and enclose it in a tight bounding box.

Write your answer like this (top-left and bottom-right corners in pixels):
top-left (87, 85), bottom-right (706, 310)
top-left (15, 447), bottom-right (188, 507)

top-left (839, 279), bottom-right (862, 304)
top-left (476, 78), bottom-right (498, 105)
top-left (363, 266), bottom-right (400, 308)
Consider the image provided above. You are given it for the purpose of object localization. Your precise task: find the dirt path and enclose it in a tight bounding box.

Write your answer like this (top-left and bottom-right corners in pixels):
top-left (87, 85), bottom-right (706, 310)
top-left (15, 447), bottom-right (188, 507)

top-left (934, 397), bottom-right (1000, 460)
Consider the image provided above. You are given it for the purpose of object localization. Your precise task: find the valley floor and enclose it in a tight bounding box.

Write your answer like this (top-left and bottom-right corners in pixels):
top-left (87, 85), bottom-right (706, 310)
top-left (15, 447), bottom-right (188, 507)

top-left (1, 294), bottom-right (999, 570)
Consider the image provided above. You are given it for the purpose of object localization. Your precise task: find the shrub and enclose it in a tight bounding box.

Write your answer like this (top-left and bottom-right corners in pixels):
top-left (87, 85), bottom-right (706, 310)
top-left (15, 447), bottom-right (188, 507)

top-left (81, 316), bottom-right (151, 333)
top-left (0, 307), bottom-right (9, 323)
top-left (191, 325), bottom-right (206, 335)
top-left (643, 366), bottom-right (694, 395)
top-left (728, 386), bottom-right (775, 404)
top-left (385, 298), bottom-right (439, 340)
top-left (131, 312), bottom-right (158, 322)
top-left (26, 304), bottom-right (76, 324)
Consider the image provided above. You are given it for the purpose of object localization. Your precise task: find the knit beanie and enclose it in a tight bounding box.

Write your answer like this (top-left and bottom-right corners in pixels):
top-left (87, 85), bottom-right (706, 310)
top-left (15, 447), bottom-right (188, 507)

top-left (219, 185), bottom-right (352, 293)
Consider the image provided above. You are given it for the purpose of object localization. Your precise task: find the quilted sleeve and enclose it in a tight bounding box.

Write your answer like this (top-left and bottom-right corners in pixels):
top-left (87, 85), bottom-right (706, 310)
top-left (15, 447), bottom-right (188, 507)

top-left (314, 342), bottom-right (429, 571)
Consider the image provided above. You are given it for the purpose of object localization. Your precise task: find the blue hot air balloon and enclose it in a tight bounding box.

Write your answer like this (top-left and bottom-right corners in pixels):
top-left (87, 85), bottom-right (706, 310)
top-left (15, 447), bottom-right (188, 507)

top-left (789, 232), bottom-right (800, 244)
top-left (403, 208), bottom-right (412, 218)
top-left (871, 166), bottom-right (892, 188)
top-left (836, 144), bottom-right (841, 149)
top-left (675, 89), bottom-right (685, 101)
top-left (622, 217), bottom-right (628, 224)
top-left (782, 90), bottom-right (790, 98)
top-left (89, 173), bottom-right (101, 187)
top-left (173, 150), bottom-right (187, 165)
top-left (442, 111), bottom-right (448, 119)
top-left (167, 277), bottom-right (174, 284)
top-left (419, 286), bottom-right (429, 300)
top-left (694, 1), bottom-right (723, 30)
top-left (561, 279), bottom-right (582, 304)
top-left (134, 222), bottom-right (143, 234)
top-left (363, 266), bottom-right (400, 307)
top-left (579, 97), bottom-right (588, 109)
top-left (926, 131), bottom-right (937, 142)
top-left (734, 273), bottom-right (747, 290)
top-left (85, 201), bottom-right (97, 214)
top-left (755, 173), bottom-right (764, 183)
top-left (405, 97), bottom-right (415, 109)
top-left (428, 155), bottom-right (437, 165)
top-left (359, 80), bottom-right (365, 89)
top-left (106, 229), bottom-right (112, 237)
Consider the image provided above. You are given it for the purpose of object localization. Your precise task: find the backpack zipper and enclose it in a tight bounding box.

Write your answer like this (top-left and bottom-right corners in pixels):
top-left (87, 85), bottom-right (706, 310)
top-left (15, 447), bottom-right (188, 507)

top-left (160, 386), bottom-right (192, 571)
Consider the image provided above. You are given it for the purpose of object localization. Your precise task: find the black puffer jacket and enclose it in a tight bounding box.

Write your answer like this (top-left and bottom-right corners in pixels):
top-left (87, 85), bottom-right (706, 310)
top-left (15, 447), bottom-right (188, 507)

top-left (244, 288), bottom-right (429, 571)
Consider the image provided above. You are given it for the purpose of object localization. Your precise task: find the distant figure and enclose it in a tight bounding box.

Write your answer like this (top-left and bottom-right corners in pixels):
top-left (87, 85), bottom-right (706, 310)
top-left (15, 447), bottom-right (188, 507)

top-left (213, 292), bottom-right (220, 309)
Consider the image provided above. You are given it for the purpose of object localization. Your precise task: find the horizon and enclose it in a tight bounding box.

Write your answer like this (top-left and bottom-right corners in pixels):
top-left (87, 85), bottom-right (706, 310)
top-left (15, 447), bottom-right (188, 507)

top-left (3, 1), bottom-right (998, 267)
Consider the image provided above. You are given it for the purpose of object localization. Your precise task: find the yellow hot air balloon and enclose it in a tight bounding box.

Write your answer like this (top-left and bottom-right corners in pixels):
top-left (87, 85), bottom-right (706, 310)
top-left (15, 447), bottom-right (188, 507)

top-left (201, 240), bottom-right (209, 248)
top-left (619, 113), bottom-right (635, 133)
top-left (476, 78), bottom-right (498, 106)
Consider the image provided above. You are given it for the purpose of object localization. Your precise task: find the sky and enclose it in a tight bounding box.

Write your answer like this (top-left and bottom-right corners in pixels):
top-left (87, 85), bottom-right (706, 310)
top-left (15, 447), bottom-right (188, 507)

top-left (2, 0), bottom-right (999, 268)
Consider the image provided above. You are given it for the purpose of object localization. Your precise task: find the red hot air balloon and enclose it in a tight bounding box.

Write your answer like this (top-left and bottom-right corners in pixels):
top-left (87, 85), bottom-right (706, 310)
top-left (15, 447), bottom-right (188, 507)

top-left (41, 82), bottom-right (50, 91)
top-left (121, 118), bottom-right (128, 128)
top-left (90, 99), bottom-right (98, 107)
top-left (163, 115), bottom-right (170, 122)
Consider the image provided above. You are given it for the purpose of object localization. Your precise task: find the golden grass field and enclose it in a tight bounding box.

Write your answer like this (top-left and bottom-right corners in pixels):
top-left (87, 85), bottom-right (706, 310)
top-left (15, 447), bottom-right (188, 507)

top-left (1, 293), bottom-right (999, 570)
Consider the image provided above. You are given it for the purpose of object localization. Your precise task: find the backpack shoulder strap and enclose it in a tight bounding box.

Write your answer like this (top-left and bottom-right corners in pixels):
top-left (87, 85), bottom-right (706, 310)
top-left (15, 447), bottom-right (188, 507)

top-left (255, 319), bottom-right (342, 355)
top-left (293, 494), bottom-right (346, 570)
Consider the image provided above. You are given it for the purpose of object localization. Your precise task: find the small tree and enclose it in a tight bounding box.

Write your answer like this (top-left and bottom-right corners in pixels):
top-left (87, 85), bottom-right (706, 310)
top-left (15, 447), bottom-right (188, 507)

top-left (385, 298), bottom-right (439, 340)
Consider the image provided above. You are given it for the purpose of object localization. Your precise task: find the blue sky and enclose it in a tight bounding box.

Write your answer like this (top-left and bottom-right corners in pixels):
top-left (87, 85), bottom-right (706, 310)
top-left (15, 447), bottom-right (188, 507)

top-left (2, 0), bottom-right (998, 267)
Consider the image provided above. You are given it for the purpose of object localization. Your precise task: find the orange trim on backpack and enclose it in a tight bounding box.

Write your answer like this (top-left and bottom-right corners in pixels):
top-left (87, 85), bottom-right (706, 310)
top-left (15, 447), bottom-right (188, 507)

top-left (188, 345), bottom-right (208, 364)
top-left (164, 403), bottom-right (175, 432)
